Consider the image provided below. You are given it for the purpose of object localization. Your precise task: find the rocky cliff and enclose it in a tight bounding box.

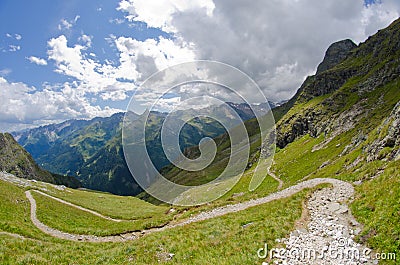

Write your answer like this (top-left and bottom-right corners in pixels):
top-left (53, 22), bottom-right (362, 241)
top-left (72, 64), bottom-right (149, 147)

top-left (276, 18), bottom-right (400, 150)
top-left (0, 133), bottom-right (81, 188)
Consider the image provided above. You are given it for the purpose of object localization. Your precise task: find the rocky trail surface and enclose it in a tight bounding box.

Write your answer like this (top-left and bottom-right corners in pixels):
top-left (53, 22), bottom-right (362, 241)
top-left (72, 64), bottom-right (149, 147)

top-left (267, 182), bottom-right (376, 265)
top-left (2, 171), bottom-right (376, 264)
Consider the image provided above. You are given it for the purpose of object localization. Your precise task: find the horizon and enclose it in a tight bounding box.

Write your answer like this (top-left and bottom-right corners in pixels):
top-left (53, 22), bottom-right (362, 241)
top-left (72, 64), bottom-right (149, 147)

top-left (1, 0), bottom-right (400, 132)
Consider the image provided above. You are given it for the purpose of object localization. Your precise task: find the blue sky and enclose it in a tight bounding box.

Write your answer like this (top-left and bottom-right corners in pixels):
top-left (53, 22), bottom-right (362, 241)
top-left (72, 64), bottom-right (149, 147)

top-left (0, 0), bottom-right (399, 132)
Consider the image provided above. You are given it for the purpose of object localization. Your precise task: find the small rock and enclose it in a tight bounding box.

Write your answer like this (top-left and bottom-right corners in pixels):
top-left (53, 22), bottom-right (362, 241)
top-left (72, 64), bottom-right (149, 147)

top-left (353, 180), bottom-right (363, 185)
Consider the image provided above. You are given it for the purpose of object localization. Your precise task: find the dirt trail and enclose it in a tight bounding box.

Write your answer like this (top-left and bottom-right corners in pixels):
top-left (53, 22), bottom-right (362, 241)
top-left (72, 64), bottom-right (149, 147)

top-left (267, 167), bottom-right (283, 190)
top-left (25, 178), bottom-right (357, 243)
top-left (0, 231), bottom-right (27, 239)
top-left (32, 190), bottom-right (122, 222)
top-left (25, 190), bottom-right (137, 242)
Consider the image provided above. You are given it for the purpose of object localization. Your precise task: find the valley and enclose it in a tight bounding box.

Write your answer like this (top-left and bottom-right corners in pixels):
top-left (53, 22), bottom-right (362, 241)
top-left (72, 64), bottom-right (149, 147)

top-left (0, 15), bottom-right (399, 265)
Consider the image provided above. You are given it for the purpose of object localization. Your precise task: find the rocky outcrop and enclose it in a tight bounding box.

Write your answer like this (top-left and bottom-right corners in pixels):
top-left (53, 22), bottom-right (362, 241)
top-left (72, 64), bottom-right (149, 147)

top-left (365, 101), bottom-right (400, 161)
top-left (0, 133), bottom-right (81, 188)
top-left (276, 18), bottom-right (400, 149)
top-left (316, 39), bottom-right (357, 75)
top-left (0, 133), bottom-right (50, 180)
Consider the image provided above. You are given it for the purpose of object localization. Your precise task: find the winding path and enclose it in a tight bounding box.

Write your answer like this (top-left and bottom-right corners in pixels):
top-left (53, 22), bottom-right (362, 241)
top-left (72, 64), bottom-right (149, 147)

top-left (25, 190), bottom-right (136, 242)
top-left (24, 178), bottom-right (355, 243)
top-left (31, 190), bottom-right (122, 222)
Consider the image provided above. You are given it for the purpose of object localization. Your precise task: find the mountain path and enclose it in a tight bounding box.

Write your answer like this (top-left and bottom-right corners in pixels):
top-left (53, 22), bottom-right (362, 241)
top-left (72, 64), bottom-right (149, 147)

top-left (268, 181), bottom-right (375, 264)
top-left (267, 167), bottom-right (283, 190)
top-left (0, 231), bottom-right (27, 239)
top-left (25, 190), bottom-right (136, 242)
top-left (24, 178), bottom-right (361, 244)
top-left (31, 190), bottom-right (123, 222)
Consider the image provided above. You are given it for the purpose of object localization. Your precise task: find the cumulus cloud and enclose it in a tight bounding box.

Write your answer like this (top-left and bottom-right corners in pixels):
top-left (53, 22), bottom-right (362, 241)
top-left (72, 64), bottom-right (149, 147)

top-left (27, 56), bottom-right (47, 66)
top-left (117, 0), bottom-right (215, 32)
top-left (0, 77), bottom-right (120, 132)
top-left (46, 33), bottom-right (195, 102)
top-left (117, 0), bottom-right (400, 101)
top-left (114, 36), bottom-right (195, 80)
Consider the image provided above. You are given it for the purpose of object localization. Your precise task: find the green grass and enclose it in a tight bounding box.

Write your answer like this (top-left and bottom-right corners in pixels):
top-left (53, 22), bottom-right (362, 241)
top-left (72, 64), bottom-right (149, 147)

top-left (351, 161), bottom-right (400, 265)
top-left (32, 191), bottom-right (172, 236)
top-left (0, 177), bottom-right (317, 264)
top-left (43, 186), bottom-right (169, 220)
top-left (0, 180), bottom-right (52, 240)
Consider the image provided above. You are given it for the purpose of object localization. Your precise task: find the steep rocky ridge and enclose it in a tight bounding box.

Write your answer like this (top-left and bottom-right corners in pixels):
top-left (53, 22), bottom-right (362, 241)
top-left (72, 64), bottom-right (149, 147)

top-left (316, 39), bottom-right (357, 74)
top-left (0, 133), bottom-right (81, 188)
top-left (276, 18), bottom-right (400, 149)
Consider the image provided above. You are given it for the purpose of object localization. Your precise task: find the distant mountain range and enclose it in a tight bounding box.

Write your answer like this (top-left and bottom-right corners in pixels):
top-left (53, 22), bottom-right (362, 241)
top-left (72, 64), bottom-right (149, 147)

top-left (12, 102), bottom-right (275, 195)
top-left (10, 18), bottom-right (400, 200)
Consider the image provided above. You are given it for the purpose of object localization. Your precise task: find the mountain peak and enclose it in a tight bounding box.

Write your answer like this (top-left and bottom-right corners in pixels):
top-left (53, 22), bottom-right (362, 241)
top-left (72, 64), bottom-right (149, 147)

top-left (316, 39), bottom-right (357, 75)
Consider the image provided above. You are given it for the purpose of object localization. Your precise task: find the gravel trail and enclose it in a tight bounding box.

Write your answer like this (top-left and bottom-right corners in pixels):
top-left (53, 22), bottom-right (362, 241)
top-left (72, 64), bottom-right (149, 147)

top-left (267, 183), bottom-right (377, 265)
top-left (24, 177), bottom-right (364, 248)
top-left (25, 190), bottom-right (137, 242)
top-left (32, 190), bottom-right (122, 222)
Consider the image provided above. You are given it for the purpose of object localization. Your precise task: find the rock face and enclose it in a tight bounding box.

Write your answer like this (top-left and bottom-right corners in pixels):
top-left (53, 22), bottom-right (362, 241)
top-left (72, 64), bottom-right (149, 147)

top-left (276, 18), bottom-right (400, 149)
top-left (316, 39), bottom-right (357, 75)
top-left (365, 101), bottom-right (400, 161)
top-left (0, 133), bottom-right (81, 188)
top-left (0, 133), bottom-right (50, 180)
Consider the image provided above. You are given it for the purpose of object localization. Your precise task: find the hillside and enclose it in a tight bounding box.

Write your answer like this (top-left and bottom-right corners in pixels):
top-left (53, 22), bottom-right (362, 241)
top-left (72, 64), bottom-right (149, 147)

top-left (0, 133), bottom-right (81, 188)
top-left (0, 16), bottom-right (399, 265)
top-left (148, 19), bottom-right (400, 204)
top-left (276, 18), bottom-right (400, 148)
top-left (13, 102), bottom-right (274, 195)
top-left (12, 111), bottom-right (227, 195)
top-left (158, 18), bottom-right (400, 256)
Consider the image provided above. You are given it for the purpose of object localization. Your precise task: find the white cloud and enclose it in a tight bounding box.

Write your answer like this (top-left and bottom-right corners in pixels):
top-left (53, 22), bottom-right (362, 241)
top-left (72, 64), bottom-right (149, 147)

top-left (0, 68), bottom-right (12, 76)
top-left (0, 77), bottom-right (121, 132)
top-left (27, 56), bottom-right (47, 66)
top-left (8, 45), bottom-right (20, 52)
top-left (47, 35), bottom-right (133, 101)
top-left (46, 33), bottom-right (195, 104)
top-left (58, 15), bottom-right (80, 31)
top-left (58, 19), bottom-right (73, 31)
top-left (6, 33), bottom-right (22, 40)
top-left (78, 34), bottom-right (92, 47)
top-left (109, 18), bottom-right (125, 25)
top-left (114, 36), bottom-right (195, 81)
top-left (117, 0), bottom-right (400, 101)
top-left (361, 0), bottom-right (400, 36)
top-left (117, 0), bottom-right (215, 32)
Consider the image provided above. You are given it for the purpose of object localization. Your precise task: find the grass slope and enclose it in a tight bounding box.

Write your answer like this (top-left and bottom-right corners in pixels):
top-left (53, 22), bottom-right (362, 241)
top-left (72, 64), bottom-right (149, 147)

top-left (0, 177), bottom-right (317, 264)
